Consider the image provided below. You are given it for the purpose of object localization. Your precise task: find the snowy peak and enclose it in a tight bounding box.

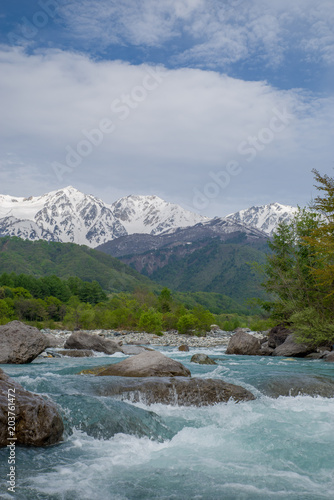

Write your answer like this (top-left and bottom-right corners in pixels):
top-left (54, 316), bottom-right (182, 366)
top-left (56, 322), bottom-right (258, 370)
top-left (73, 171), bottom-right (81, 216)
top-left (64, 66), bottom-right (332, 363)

top-left (0, 187), bottom-right (207, 247)
top-left (225, 202), bottom-right (297, 236)
top-left (111, 194), bottom-right (208, 235)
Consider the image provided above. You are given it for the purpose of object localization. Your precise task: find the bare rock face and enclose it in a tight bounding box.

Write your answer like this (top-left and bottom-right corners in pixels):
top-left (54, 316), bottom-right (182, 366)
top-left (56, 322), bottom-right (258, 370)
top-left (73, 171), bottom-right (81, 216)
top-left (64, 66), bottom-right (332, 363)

top-left (98, 377), bottom-right (255, 406)
top-left (272, 335), bottom-right (314, 357)
top-left (64, 332), bottom-right (122, 355)
top-left (0, 321), bottom-right (48, 364)
top-left (191, 354), bottom-right (217, 365)
top-left (225, 331), bottom-right (261, 356)
top-left (268, 324), bottom-right (291, 349)
top-left (0, 369), bottom-right (64, 447)
top-left (96, 351), bottom-right (191, 377)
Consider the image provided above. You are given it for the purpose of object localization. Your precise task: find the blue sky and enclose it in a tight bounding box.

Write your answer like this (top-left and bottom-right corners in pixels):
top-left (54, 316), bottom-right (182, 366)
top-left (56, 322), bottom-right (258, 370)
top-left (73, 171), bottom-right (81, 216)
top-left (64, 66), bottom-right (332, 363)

top-left (0, 0), bottom-right (333, 216)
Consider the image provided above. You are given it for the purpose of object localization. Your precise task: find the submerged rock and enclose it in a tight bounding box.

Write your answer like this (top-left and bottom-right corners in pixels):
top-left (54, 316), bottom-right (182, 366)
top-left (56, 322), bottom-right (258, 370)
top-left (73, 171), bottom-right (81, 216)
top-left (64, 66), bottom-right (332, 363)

top-left (272, 335), bottom-right (314, 357)
top-left (96, 351), bottom-right (191, 377)
top-left (0, 321), bottom-right (48, 364)
top-left (225, 331), bottom-right (261, 356)
top-left (98, 377), bottom-right (255, 406)
top-left (64, 331), bottom-right (122, 355)
top-left (0, 369), bottom-right (64, 447)
top-left (191, 354), bottom-right (217, 365)
top-left (178, 345), bottom-right (190, 352)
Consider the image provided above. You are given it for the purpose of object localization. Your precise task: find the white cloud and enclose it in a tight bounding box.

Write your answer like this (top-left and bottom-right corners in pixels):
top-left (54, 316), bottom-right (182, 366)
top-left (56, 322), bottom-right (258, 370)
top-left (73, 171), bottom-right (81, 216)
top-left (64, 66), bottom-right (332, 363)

top-left (59, 0), bottom-right (334, 68)
top-left (0, 46), bottom-right (333, 215)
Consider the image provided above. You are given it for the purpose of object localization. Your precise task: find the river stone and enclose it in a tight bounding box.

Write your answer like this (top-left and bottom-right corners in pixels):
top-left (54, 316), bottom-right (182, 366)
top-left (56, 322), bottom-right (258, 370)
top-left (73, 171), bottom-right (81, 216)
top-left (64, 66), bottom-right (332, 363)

top-left (0, 369), bottom-right (64, 447)
top-left (225, 331), bottom-right (261, 356)
top-left (272, 334), bottom-right (314, 357)
top-left (58, 349), bottom-right (94, 357)
top-left (97, 377), bottom-right (255, 406)
top-left (44, 333), bottom-right (64, 348)
top-left (324, 352), bottom-right (334, 362)
top-left (178, 345), bottom-right (190, 352)
top-left (268, 324), bottom-right (291, 348)
top-left (258, 374), bottom-right (334, 398)
top-left (96, 351), bottom-right (191, 377)
top-left (64, 331), bottom-right (122, 355)
top-left (191, 354), bottom-right (217, 365)
top-left (0, 321), bottom-right (48, 364)
top-left (120, 345), bottom-right (150, 355)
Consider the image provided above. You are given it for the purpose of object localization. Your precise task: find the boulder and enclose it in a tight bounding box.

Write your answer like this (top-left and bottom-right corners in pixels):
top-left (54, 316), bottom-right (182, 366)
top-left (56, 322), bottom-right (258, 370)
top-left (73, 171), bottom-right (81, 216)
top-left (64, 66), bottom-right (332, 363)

top-left (58, 349), bottom-right (94, 357)
top-left (191, 354), bottom-right (217, 365)
top-left (0, 321), bottom-right (48, 364)
top-left (272, 334), bottom-right (314, 357)
top-left (44, 333), bottom-right (64, 348)
top-left (225, 331), bottom-right (261, 356)
top-left (324, 352), bottom-right (334, 362)
top-left (259, 342), bottom-right (275, 356)
top-left (96, 351), bottom-right (191, 377)
top-left (64, 331), bottom-right (122, 355)
top-left (258, 374), bottom-right (334, 398)
top-left (98, 377), bottom-right (255, 406)
top-left (0, 369), bottom-right (64, 447)
top-left (268, 324), bottom-right (291, 349)
top-left (120, 345), bottom-right (150, 355)
top-left (178, 345), bottom-right (190, 352)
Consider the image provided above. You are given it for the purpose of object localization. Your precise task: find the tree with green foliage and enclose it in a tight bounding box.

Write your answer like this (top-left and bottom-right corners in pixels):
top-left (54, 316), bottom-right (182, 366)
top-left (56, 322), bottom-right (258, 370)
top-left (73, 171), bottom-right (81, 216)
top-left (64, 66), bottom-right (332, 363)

top-left (263, 170), bottom-right (334, 346)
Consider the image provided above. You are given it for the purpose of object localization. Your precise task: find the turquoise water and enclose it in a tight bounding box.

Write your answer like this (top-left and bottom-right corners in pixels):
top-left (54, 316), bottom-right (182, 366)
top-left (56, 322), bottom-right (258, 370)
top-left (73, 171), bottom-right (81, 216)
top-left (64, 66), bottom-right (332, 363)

top-left (1, 347), bottom-right (334, 500)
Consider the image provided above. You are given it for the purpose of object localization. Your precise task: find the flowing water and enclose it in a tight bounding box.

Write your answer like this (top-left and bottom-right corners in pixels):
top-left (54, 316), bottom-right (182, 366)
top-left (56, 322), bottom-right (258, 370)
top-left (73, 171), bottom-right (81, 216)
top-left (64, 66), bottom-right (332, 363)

top-left (1, 347), bottom-right (334, 500)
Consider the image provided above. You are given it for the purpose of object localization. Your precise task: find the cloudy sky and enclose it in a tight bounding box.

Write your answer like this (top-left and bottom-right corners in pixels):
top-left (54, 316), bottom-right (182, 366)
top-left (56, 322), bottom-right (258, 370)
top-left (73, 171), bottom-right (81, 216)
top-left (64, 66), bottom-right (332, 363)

top-left (0, 0), bottom-right (333, 216)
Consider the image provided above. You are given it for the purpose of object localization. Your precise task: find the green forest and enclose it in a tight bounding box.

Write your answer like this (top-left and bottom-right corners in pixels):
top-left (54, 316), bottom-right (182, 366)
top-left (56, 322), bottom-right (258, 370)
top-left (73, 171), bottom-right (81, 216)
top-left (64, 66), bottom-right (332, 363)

top-left (263, 169), bottom-right (334, 346)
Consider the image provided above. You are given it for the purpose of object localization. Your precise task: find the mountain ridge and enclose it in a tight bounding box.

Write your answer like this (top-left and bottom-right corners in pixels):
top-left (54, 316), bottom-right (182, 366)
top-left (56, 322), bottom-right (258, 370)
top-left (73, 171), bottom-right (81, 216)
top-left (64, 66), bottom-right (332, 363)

top-left (0, 186), bottom-right (297, 247)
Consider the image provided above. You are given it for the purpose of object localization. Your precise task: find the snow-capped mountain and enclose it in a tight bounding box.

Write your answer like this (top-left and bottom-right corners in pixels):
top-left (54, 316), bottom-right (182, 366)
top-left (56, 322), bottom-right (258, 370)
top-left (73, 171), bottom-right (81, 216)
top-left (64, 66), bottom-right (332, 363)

top-left (0, 187), bottom-right (207, 247)
top-left (225, 202), bottom-right (297, 236)
top-left (112, 194), bottom-right (208, 236)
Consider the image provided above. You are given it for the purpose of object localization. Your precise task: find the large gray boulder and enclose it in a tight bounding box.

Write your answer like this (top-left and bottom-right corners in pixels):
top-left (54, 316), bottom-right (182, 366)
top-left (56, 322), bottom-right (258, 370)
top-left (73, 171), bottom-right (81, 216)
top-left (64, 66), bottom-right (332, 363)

top-left (64, 331), bottom-right (122, 355)
top-left (96, 351), bottom-right (191, 377)
top-left (191, 354), bottom-right (217, 365)
top-left (120, 345), bottom-right (150, 355)
top-left (324, 352), bottom-right (334, 362)
top-left (98, 377), bottom-right (255, 406)
top-left (0, 369), bottom-right (64, 447)
top-left (225, 331), bottom-right (261, 356)
top-left (272, 334), bottom-right (314, 357)
top-left (0, 321), bottom-right (48, 364)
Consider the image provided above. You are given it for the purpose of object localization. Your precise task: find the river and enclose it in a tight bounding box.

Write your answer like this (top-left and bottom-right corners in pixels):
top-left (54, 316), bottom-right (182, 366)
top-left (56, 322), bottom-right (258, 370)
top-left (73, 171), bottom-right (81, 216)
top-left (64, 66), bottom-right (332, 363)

top-left (1, 347), bottom-right (334, 499)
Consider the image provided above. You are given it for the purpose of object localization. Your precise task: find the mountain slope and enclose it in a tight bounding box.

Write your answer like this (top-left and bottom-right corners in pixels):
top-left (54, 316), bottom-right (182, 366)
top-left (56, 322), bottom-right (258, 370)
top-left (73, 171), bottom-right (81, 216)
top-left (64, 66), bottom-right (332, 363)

top-left (0, 236), bottom-right (155, 292)
top-left (0, 187), bottom-right (207, 247)
top-left (226, 202), bottom-right (296, 236)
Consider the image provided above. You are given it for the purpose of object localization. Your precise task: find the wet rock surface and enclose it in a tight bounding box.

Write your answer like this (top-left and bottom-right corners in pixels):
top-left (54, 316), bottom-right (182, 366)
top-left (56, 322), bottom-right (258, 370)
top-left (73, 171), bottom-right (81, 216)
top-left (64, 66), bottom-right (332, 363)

top-left (191, 354), bottom-right (217, 365)
top-left (0, 369), bottom-right (64, 447)
top-left (96, 351), bottom-right (191, 378)
top-left (0, 321), bottom-right (48, 364)
top-left (258, 374), bottom-right (334, 398)
top-left (58, 349), bottom-right (94, 357)
top-left (97, 376), bottom-right (256, 406)
top-left (64, 331), bottom-right (122, 355)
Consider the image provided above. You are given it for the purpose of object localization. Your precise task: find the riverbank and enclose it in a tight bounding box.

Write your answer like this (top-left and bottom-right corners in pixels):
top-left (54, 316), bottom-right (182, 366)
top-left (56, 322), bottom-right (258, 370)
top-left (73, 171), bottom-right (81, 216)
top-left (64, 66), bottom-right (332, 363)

top-left (42, 328), bottom-right (267, 349)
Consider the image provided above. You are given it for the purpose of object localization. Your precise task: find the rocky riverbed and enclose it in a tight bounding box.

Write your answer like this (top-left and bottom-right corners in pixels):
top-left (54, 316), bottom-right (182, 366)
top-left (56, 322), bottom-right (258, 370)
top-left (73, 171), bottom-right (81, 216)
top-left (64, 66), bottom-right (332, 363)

top-left (41, 327), bottom-right (267, 350)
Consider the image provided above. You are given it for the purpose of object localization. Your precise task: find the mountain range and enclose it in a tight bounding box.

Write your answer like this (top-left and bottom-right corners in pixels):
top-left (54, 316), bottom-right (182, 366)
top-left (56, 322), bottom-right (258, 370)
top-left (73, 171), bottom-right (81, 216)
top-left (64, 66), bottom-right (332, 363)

top-left (0, 186), bottom-right (296, 247)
